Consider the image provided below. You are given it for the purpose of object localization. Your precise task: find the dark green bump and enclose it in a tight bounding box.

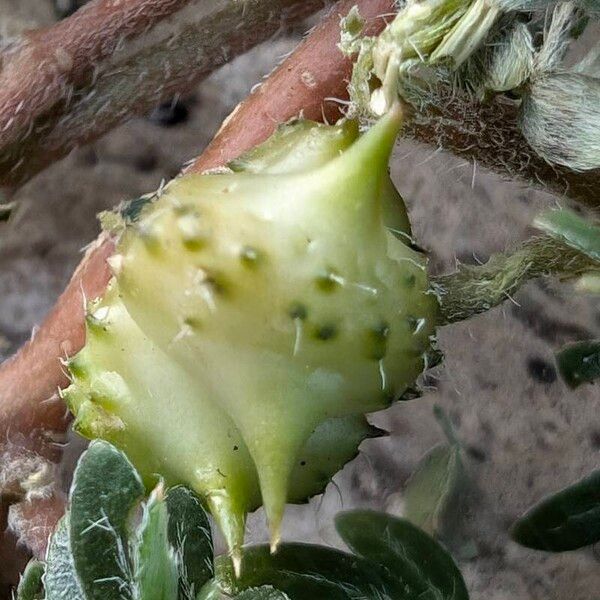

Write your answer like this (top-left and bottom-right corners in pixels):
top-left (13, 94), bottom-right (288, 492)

top-left (140, 232), bottom-right (161, 254)
top-left (182, 235), bottom-right (207, 252)
top-left (289, 302), bottom-right (308, 320)
top-left (206, 273), bottom-right (229, 296)
top-left (403, 273), bottom-right (416, 288)
top-left (176, 210), bottom-right (207, 250)
top-left (68, 358), bottom-right (88, 381)
top-left (183, 316), bottom-right (202, 329)
top-left (315, 268), bottom-right (341, 292)
top-left (240, 245), bottom-right (261, 268)
top-left (313, 324), bottom-right (338, 341)
top-left (173, 203), bottom-right (195, 216)
top-left (365, 321), bottom-right (390, 360)
top-left (136, 221), bottom-right (162, 253)
top-left (85, 313), bottom-right (108, 334)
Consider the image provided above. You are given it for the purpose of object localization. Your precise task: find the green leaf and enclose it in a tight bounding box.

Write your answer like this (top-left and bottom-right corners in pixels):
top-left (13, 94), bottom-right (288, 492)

top-left (556, 340), bottom-right (600, 388)
top-left (575, 272), bottom-right (600, 294)
top-left (403, 406), bottom-right (463, 537)
top-left (165, 486), bottom-right (214, 599)
top-left (534, 209), bottom-right (600, 263)
top-left (133, 484), bottom-right (179, 600)
top-left (403, 443), bottom-right (462, 536)
top-left (336, 511), bottom-right (469, 600)
top-left (511, 469), bottom-right (600, 551)
top-left (214, 542), bottom-right (410, 599)
top-left (69, 440), bottom-right (145, 600)
top-left (44, 517), bottom-right (85, 600)
top-left (234, 587), bottom-right (291, 600)
top-left (16, 560), bottom-right (45, 600)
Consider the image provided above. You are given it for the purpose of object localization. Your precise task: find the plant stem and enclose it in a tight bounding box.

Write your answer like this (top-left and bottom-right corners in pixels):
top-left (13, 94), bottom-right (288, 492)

top-left (433, 235), bottom-right (599, 324)
top-left (0, 0), bottom-right (326, 190)
top-left (403, 87), bottom-right (600, 209)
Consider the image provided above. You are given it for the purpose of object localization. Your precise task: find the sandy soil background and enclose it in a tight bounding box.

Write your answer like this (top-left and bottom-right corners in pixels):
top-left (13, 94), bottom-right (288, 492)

top-left (1, 3), bottom-right (599, 598)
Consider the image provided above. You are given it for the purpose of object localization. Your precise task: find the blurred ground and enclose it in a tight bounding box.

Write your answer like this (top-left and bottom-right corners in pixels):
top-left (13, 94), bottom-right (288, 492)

top-left (1, 5), bottom-right (599, 599)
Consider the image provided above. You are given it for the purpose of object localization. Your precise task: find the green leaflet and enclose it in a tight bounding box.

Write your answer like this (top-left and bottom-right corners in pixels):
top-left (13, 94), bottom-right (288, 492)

top-left (534, 209), bottom-right (600, 263)
top-left (403, 406), bottom-right (463, 536)
top-left (165, 487), bottom-right (214, 598)
top-left (36, 442), bottom-right (217, 600)
top-left (69, 440), bottom-right (145, 600)
top-left (133, 485), bottom-right (179, 600)
top-left (44, 517), bottom-right (85, 600)
top-left (335, 511), bottom-right (469, 600)
top-left (511, 469), bottom-right (600, 551)
top-left (556, 340), bottom-right (600, 388)
top-left (15, 560), bottom-right (45, 600)
top-left (403, 443), bottom-right (462, 537)
top-left (35, 442), bottom-right (474, 600)
top-left (213, 543), bottom-right (411, 600)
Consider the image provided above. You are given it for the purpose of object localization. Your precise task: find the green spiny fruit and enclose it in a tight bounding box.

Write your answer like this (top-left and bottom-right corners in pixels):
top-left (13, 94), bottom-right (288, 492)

top-left (62, 108), bottom-right (439, 566)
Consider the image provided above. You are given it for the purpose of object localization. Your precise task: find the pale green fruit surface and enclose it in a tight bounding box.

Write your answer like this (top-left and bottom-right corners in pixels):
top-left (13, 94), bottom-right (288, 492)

top-left (63, 109), bottom-right (439, 562)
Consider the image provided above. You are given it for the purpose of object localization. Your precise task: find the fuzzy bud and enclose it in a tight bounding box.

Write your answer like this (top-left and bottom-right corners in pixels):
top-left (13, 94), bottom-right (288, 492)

top-left (519, 72), bottom-right (600, 171)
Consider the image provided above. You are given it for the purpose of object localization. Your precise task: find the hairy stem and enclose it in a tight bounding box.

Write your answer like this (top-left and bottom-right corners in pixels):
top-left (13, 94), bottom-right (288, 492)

top-left (0, 0), bottom-right (327, 190)
top-left (433, 235), bottom-right (599, 324)
top-left (188, 0), bottom-right (394, 172)
top-left (403, 88), bottom-right (600, 209)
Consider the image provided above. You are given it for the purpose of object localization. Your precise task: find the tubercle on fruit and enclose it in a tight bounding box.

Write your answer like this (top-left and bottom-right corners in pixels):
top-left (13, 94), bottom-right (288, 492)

top-left (62, 106), bottom-right (440, 567)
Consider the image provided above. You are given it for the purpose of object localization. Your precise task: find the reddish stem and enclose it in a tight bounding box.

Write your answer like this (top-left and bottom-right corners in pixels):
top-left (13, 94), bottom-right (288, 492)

top-left (0, 0), bottom-right (325, 190)
top-left (190, 0), bottom-right (394, 172)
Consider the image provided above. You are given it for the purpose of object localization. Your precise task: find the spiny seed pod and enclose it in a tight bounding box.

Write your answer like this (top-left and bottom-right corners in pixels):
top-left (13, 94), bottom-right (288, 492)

top-left (62, 108), bottom-right (439, 565)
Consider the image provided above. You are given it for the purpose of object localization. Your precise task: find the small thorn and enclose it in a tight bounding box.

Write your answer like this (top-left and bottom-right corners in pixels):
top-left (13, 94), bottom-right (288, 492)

top-left (107, 253), bottom-right (123, 276)
top-left (151, 479), bottom-right (166, 501)
top-left (269, 530), bottom-right (281, 554)
top-left (232, 549), bottom-right (242, 578)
